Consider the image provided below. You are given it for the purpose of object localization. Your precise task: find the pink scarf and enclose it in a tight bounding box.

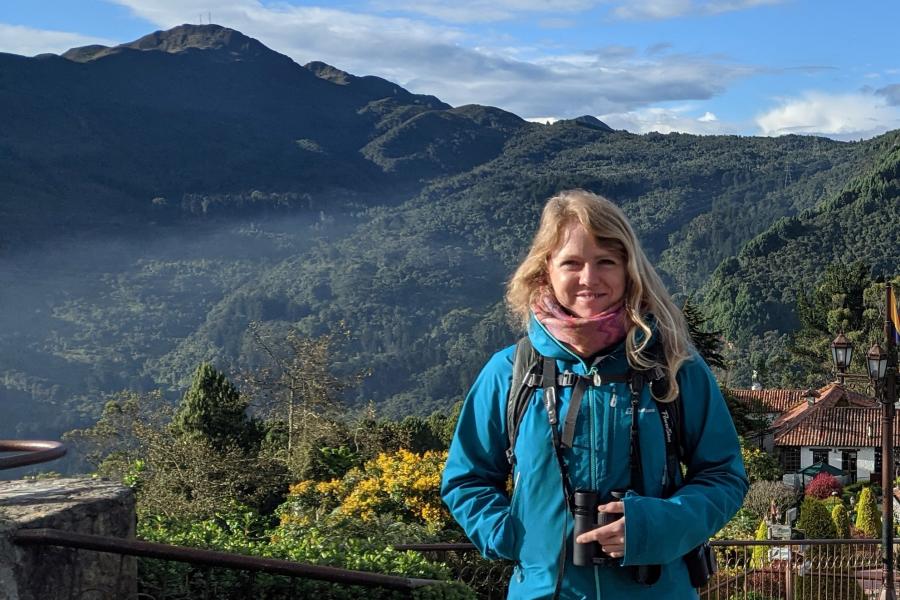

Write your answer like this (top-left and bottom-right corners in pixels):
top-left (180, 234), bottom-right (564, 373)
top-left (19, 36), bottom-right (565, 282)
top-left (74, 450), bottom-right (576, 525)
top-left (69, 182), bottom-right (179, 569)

top-left (532, 288), bottom-right (628, 357)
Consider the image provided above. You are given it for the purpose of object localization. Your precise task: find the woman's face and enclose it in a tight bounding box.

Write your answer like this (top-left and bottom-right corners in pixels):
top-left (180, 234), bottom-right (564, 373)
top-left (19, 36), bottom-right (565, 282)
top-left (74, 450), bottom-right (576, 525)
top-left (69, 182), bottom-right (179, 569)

top-left (546, 223), bottom-right (627, 318)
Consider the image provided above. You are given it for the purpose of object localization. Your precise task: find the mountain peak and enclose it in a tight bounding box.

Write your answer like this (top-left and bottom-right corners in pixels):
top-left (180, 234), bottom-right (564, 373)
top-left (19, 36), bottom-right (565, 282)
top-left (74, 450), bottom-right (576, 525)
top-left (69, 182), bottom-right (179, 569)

top-left (62, 24), bottom-right (276, 63)
top-left (569, 115), bottom-right (614, 132)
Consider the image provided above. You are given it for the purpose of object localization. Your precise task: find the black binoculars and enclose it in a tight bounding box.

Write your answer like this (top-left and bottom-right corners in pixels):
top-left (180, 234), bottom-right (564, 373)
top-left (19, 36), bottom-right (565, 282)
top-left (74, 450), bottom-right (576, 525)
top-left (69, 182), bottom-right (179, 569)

top-left (572, 489), bottom-right (661, 585)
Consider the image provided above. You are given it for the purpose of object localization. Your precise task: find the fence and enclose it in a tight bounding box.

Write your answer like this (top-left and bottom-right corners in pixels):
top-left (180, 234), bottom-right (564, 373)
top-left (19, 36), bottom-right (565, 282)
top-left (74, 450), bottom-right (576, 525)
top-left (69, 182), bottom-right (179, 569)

top-left (4, 442), bottom-right (898, 599)
top-left (398, 539), bottom-right (900, 600)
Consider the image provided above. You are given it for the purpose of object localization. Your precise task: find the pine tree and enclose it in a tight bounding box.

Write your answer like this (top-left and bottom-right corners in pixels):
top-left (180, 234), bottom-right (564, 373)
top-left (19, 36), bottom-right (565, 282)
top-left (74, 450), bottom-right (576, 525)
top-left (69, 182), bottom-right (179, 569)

top-left (171, 363), bottom-right (260, 452)
top-left (855, 487), bottom-right (882, 538)
top-left (682, 297), bottom-right (727, 370)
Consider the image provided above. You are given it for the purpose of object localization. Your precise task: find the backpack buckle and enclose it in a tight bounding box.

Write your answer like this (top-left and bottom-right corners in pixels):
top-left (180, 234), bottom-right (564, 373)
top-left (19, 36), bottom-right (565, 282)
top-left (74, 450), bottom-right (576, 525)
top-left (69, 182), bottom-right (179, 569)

top-left (524, 373), bottom-right (542, 388)
top-left (557, 371), bottom-right (578, 387)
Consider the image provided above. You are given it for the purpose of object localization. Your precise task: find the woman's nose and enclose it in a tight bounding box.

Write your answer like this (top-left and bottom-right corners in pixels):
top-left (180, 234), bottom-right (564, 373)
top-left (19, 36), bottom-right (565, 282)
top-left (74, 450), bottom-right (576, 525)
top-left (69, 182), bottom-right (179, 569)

top-left (579, 264), bottom-right (598, 284)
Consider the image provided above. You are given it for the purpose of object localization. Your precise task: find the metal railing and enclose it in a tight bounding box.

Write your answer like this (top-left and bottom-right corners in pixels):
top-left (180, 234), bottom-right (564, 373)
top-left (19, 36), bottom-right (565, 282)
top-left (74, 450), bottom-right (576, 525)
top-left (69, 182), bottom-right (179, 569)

top-left (397, 539), bottom-right (900, 600)
top-left (12, 528), bottom-right (446, 599)
top-left (5, 444), bottom-right (896, 598)
top-left (0, 439), bottom-right (66, 470)
top-left (703, 538), bottom-right (894, 600)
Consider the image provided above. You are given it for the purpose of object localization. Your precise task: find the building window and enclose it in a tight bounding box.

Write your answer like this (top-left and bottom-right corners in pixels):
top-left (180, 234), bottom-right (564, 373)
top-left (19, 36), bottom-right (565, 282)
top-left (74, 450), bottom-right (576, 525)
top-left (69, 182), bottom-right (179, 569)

top-left (812, 448), bottom-right (830, 465)
top-left (781, 447), bottom-right (800, 473)
top-left (841, 450), bottom-right (857, 484)
top-left (875, 447), bottom-right (900, 479)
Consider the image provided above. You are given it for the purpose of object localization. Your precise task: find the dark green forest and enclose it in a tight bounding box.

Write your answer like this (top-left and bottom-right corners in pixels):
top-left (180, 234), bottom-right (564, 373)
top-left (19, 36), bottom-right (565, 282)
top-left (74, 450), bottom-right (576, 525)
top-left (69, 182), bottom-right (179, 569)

top-left (1, 24), bottom-right (898, 449)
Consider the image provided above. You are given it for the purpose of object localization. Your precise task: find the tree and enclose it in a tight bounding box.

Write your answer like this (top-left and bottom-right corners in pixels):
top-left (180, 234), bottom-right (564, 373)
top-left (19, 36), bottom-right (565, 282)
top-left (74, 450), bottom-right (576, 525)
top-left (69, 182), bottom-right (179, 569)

top-left (855, 486), bottom-right (881, 537)
top-left (786, 263), bottom-right (889, 389)
top-left (242, 322), bottom-right (368, 478)
top-left (171, 363), bottom-right (261, 452)
top-left (740, 438), bottom-right (782, 482)
top-left (743, 480), bottom-right (800, 519)
top-left (62, 390), bottom-right (168, 479)
top-left (832, 504), bottom-right (850, 539)
top-left (683, 297), bottom-right (727, 370)
top-left (64, 384), bottom-right (288, 518)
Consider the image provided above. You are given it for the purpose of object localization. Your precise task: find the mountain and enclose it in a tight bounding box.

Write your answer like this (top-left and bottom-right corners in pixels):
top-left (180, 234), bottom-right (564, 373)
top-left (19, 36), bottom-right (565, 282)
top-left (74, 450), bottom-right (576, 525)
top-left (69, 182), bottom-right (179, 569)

top-left (0, 24), bottom-right (526, 247)
top-left (702, 131), bottom-right (900, 342)
top-left (0, 24), bottom-right (897, 446)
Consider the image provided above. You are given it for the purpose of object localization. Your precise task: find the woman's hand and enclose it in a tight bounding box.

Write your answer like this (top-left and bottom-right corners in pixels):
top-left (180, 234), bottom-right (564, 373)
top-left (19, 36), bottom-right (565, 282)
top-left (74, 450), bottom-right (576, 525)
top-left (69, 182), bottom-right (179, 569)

top-left (574, 501), bottom-right (626, 558)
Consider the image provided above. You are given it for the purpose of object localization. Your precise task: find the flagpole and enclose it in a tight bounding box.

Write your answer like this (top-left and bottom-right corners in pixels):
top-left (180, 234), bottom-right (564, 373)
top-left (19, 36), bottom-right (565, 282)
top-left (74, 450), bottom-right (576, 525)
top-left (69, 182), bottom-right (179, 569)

top-left (881, 282), bottom-right (898, 600)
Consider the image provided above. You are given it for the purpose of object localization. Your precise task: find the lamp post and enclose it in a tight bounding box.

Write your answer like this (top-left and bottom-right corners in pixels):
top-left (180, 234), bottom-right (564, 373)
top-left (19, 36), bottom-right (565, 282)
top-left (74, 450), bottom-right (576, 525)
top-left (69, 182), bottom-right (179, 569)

top-left (830, 283), bottom-right (899, 600)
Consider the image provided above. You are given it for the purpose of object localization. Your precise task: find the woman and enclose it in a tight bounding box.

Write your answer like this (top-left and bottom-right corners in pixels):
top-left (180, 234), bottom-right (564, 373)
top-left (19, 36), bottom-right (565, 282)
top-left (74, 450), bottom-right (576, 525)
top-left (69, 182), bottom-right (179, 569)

top-left (441, 190), bottom-right (747, 599)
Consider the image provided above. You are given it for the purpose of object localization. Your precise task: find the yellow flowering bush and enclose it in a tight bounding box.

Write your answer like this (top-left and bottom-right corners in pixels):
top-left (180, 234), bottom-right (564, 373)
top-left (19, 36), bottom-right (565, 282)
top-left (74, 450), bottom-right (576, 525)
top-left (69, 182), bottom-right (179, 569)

top-left (282, 449), bottom-right (450, 530)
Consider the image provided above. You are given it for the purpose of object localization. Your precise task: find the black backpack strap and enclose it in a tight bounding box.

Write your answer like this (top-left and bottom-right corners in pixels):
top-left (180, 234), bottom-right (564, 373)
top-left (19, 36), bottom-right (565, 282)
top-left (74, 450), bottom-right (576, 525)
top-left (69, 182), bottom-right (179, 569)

top-left (506, 337), bottom-right (541, 465)
top-left (629, 340), bottom-right (685, 496)
top-left (542, 356), bottom-right (572, 501)
top-left (628, 372), bottom-right (646, 495)
top-left (657, 399), bottom-right (681, 495)
top-left (559, 377), bottom-right (587, 449)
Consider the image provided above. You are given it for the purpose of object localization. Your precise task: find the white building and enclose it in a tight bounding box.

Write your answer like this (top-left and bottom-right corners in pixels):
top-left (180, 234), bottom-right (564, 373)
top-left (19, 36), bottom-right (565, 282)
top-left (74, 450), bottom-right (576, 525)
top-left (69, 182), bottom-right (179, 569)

top-left (732, 383), bottom-right (893, 485)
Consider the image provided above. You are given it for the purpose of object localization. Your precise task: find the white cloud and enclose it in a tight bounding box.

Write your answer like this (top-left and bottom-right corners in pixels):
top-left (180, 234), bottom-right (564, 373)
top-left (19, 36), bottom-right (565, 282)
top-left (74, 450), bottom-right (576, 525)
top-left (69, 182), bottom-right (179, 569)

top-left (104, 0), bottom-right (754, 119)
top-left (598, 106), bottom-right (739, 134)
top-left (611, 0), bottom-right (785, 21)
top-left (0, 24), bottom-right (115, 56)
top-left (756, 91), bottom-right (900, 140)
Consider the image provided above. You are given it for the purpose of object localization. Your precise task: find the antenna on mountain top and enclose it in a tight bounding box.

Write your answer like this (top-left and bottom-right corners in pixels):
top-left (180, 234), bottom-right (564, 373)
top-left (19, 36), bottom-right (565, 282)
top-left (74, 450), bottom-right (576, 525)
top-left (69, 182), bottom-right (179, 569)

top-left (209, 12), bottom-right (212, 25)
top-left (784, 163), bottom-right (793, 188)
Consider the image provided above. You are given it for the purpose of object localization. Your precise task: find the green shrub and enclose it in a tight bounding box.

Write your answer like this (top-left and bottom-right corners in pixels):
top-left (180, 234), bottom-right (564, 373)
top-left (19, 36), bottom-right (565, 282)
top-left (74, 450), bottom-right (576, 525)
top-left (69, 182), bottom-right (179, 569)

top-left (855, 486), bottom-right (881, 537)
top-left (751, 519), bottom-right (769, 569)
top-left (832, 504), bottom-right (850, 539)
top-left (137, 510), bottom-right (474, 600)
top-left (744, 480), bottom-right (800, 519)
top-left (797, 498), bottom-right (836, 540)
top-left (715, 507), bottom-right (758, 540)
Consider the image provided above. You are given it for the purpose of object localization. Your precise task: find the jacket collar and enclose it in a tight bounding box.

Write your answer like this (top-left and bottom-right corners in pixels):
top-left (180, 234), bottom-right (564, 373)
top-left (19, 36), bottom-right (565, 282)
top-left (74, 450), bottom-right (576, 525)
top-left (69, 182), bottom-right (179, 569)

top-left (527, 312), bottom-right (659, 371)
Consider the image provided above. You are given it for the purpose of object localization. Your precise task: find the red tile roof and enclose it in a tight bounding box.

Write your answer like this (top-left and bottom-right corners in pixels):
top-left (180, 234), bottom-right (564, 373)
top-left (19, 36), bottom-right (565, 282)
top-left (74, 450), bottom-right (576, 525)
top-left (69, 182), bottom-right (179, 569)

top-left (771, 383), bottom-right (881, 447)
top-left (771, 383), bottom-right (875, 429)
top-left (730, 389), bottom-right (805, 414)
top-left (775, 406), bottom-right (900, 447)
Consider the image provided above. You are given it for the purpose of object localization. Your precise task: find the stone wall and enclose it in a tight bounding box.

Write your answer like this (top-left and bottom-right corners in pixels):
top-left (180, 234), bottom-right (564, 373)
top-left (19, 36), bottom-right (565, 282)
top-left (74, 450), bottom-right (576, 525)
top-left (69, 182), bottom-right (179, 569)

top-left (0, 477), bottom-right (136, 600)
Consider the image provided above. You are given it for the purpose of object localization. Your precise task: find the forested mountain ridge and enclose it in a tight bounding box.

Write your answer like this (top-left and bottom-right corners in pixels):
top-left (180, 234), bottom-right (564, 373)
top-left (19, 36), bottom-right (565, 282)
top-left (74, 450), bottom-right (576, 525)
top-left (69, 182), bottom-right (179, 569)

top-left (1, 24), bottom-right (897, 443)
top-left (703, 131), bottom-right (900, 343)
top-left (0, 24), bottom-right (525, 247)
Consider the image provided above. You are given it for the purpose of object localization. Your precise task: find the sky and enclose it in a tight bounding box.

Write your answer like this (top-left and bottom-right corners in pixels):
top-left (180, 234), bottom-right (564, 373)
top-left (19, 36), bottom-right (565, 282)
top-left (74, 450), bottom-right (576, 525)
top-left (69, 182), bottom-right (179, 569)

top-left (1, 0), bottom-right (899, 140)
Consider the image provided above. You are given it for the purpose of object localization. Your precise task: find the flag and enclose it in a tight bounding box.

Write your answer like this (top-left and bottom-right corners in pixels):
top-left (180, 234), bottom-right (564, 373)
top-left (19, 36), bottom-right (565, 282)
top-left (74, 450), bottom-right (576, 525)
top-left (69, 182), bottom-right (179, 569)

top-left (889, 286), bottom-right (900, 344)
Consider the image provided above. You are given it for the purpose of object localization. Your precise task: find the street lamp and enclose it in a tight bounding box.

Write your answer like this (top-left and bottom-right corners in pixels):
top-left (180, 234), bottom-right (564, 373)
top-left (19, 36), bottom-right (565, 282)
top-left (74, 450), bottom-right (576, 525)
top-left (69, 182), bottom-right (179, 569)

top-left (831, 332), bottom-right (853, 383)
top-left (830, 283), bottom-right (899, 600)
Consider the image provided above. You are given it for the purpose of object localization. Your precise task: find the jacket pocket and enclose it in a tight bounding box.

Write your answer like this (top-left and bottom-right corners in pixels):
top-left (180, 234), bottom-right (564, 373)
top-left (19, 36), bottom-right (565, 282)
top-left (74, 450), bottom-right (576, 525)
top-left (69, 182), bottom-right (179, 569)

top-left (495, 470), bottom-right (523, 561)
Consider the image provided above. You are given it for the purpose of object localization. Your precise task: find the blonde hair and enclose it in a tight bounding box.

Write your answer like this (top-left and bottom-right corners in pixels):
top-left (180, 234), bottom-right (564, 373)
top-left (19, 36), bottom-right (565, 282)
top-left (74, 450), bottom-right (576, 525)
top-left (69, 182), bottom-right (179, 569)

top-left (506, 189), bottom-right (693, 402)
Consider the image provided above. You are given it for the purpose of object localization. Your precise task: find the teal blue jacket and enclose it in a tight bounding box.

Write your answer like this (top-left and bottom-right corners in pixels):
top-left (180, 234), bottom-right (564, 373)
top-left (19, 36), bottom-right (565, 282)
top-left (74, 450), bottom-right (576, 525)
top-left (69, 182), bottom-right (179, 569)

top-left (441, 318), bottom-right (748, 599)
